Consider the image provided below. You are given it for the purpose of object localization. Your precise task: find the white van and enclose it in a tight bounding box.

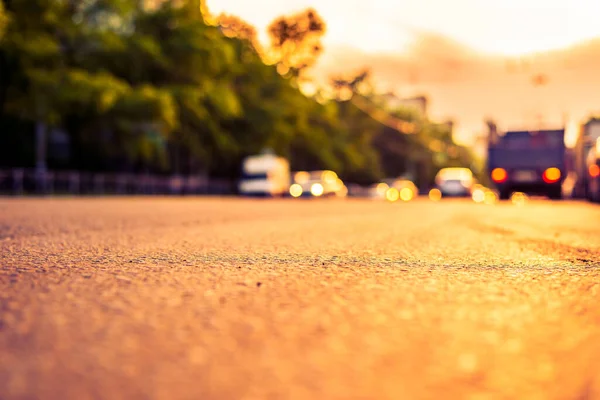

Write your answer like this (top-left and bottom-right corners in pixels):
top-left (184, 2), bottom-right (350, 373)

top-left (238, 153), bottom-right (291, 197)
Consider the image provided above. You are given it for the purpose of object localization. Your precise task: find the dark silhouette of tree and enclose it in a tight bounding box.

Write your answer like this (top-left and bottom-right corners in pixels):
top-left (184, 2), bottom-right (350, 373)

top-left (0, 1), bottom-right (7, 39)
top-left (217, 13), bottom-right (259, 50)
top-left (331, 68), bottom-right (371, 99)
top-left (267, 8), bottom-right (325, 77)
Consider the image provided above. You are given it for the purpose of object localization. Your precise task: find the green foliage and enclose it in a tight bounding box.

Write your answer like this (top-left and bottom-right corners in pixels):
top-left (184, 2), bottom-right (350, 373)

top-left (0, 0), bottom-right (476, 182)
top-left (0, 2), bottom-right (6, 40)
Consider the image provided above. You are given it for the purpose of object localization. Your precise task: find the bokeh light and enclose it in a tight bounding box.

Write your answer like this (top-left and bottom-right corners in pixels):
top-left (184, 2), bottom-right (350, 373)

top-left (310, 183), bottom-right (324, 197)
top-left (294, 171), bottom-right (310, 184)
top-left (386, 187), bottom-right (399, 202)
top-left (336, 185), bottom-right (348, 198)
top-left (322, 170), bottom-right (338, 185)
top-left (511, 192), bottom-right (528, 206)
top-left (472, 188), bottom-right (485, 203)
top-left (542, 167), bottom-right (561, 183)
top-left (484, 190), bottom-right (497, 205)
top-left (429, 188), bottom-right (442, 202)
top-left (400, 187), bottom-right (414, 202)
top-left (376, 182), bottom-right (389, 197)
top-left (289, 183), bottom-right (303, 198)
top-left (491, 168), bottom-right (507, 183)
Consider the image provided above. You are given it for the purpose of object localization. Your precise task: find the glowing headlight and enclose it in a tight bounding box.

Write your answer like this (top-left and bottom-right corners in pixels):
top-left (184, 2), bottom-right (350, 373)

top-left (289, 184), bottom-right (303, 198)
top-left (484, 190), bottom-right (497, 205)
top-left (310, 183), bottom-right (324, 197)
top-left (511, 192), bottom-right (527, 206)
top-left (400, 187), bottom-right (414, 201)
top-left (472, 189), bottom-right (485, 203)
top-left (386, 187), bottom-right (399, 202)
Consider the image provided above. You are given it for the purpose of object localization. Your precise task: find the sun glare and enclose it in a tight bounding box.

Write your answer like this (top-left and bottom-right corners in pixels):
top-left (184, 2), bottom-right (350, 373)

top-left (209, 0), bottom-right (600, 58)
top-left (323, 24), bottom-right (415, 55)
top-left (474, 37), bottom-right (590, 57)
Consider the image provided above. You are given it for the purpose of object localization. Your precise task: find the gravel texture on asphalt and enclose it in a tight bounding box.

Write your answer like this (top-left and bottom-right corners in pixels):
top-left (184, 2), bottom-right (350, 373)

top-left (1, 197), bottom-right (600, 400)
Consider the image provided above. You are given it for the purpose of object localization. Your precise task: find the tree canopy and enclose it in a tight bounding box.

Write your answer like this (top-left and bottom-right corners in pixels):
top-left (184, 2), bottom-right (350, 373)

top-left (0, 1), bottom-right (7, 39)
top-left (0, 0), bottom-right (478, 186)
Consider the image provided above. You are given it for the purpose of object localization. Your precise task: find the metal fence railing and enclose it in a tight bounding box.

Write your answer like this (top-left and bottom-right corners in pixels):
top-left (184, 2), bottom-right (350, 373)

top-left (0, 169), bottom-right (235, 196)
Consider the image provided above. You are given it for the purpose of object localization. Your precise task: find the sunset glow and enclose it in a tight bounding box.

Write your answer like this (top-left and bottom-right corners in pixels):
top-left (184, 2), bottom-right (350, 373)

top-left (208, 0), bottom-right (600, 57)
top-left (208, 0), bottom-right (600, 148)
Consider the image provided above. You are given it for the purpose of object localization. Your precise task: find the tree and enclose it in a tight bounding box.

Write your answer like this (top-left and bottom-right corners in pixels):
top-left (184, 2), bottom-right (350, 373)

top-left (267, 8), bottom-right (325, 77)
top-left (331, 68), bottom-right (371, 99)
top-left (217, 13), bottom-right (259, 51)
top-left (0, 0), bottom-right (178, 171)
top-left (0, 1), bottom-right (7, 40)
top-left (2, 0), bottom-right (464, 187)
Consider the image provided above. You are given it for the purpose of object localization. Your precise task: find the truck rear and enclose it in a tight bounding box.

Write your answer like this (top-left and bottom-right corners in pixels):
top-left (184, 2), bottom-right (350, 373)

top-left (585, 137), bottom-right (600, 202)
top-left (572, 119), bottom-right (600, 199)
top-left (487, 129), bottom-right (566, 200)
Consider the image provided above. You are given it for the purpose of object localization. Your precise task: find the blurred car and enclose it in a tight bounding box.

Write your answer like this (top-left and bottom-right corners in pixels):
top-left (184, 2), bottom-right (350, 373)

top-left (366, 178), bottom-right (418, 202)
top-left (289, 170), bottom-right (347, 198)
top-left (385, 179), bottom-right (419, 202)
top-left (366, 182), bottom-right (391, 199)
top-left (434, 167), bottom-right (475, 198)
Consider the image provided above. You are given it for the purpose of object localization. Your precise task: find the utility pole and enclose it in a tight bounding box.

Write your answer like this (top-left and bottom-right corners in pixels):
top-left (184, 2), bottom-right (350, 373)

top-left (35, 98), bottom-right (48, 194)
top-left (35, 122), bottom-right (47, 172)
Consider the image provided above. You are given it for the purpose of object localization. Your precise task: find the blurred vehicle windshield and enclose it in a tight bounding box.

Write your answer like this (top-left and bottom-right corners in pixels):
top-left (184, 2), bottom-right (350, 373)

top-left (435, 168), bottom-right (473, 183)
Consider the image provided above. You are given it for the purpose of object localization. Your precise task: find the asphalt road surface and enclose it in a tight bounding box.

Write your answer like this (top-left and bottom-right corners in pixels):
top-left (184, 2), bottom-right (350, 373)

top-left (1, 197), bottom-right (600, 400)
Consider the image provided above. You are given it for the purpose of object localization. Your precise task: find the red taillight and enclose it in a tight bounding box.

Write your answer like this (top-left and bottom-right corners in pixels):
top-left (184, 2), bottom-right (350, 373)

top-left (491, 168), bottom-right (507, 183)
top-left (590, 165), bottom-right (600, 178)
top-left (542, 167), bottom-right (561, 183)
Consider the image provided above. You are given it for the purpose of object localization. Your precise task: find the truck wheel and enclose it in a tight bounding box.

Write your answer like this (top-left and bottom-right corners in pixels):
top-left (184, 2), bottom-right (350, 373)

top-left (591, 186), bottom-right (600, 203)
top-left (548, 187), bottom-right (563, 200)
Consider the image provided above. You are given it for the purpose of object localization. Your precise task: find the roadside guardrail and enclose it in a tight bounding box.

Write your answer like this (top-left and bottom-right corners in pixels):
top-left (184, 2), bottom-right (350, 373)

top-left (0, 169), bottom-right (235, 196)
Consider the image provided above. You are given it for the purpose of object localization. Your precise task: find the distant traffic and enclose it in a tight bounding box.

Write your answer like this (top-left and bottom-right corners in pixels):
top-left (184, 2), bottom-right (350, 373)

top-left (238, 124), bottom-right (600, 205)
top-left (238, 153), bottom-right (498, 203)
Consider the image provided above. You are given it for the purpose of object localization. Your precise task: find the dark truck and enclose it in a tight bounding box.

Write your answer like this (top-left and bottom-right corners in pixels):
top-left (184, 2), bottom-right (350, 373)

top-left (571, 118), bottom-right (600, 199)
top-left (585, 138), bottom-right (600, 202)
top-left (487, 129), bottom-right (566, 200)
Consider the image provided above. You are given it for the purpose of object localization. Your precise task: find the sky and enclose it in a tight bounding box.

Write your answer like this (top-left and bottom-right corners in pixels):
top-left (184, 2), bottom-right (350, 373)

top-left (208, 0), bottom-right (600, 149)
